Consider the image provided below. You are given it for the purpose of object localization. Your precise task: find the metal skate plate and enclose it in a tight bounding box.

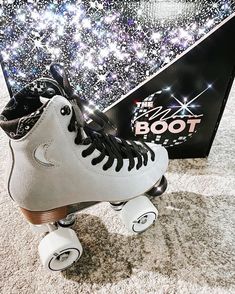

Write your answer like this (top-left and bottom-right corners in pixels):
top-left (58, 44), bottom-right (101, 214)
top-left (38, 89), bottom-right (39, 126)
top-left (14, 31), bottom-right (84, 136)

top-left (146, 176), bottom-right (167, 197)
top-left (68, 201), bottom-right (100, 214)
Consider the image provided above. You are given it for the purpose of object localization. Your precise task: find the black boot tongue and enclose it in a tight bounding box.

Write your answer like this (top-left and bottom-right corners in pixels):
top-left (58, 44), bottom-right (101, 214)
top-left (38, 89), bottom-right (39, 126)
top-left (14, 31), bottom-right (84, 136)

top-left (72, 103), bottom-right (85, 127)
top-left (50, 63), bottom-right (86, 107)
top-left (50, 63), bottom-right (74, 97)
top-left (50, 63), bottom-right (117, 134)
top-left (50, 63), bottom-right (86, 124)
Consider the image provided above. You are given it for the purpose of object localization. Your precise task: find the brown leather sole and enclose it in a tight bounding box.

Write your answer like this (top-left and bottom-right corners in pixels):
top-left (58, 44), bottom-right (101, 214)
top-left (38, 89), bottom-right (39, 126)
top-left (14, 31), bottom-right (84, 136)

top-left (20, 206), bottom-right (68, 225)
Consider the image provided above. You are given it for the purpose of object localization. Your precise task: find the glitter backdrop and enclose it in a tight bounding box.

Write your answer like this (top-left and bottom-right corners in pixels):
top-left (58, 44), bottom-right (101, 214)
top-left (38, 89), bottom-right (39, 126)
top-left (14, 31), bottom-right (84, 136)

top-left (0, 0), bottom-right (235, 110)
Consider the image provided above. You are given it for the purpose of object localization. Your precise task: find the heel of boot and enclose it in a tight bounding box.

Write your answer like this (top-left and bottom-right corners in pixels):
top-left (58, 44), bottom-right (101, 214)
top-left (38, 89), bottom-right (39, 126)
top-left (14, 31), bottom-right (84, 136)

top-left (20, 206), bottom-right (68, 225)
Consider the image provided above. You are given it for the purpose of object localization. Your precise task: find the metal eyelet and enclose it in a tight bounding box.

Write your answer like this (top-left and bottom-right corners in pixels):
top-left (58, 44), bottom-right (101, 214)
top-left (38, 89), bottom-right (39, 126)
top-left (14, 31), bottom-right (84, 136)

top-left (60, 105), bottom-right (71, 116)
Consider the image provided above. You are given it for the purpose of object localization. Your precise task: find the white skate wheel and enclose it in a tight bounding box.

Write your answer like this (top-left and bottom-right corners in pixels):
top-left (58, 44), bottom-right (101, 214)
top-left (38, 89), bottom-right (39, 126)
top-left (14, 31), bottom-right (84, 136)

top-left (120, 196), bottom-right (158, 233)
top-left (29, 223), bottom-right (50, 234)
top-left (38, 227), bottom-right (83, 271)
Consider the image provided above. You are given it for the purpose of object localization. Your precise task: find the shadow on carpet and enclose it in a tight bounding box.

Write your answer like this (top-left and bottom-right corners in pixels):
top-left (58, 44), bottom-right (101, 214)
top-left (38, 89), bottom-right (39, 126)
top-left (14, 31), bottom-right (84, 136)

top-left (62, 191), bottom-right (235, 290)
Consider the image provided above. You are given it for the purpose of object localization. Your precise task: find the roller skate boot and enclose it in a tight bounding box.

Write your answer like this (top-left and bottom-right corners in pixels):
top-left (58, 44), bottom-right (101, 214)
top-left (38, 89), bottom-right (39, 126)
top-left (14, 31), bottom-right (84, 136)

top-left (0, 74), bottom-right (168, 271)
top-left (20, 63), bottom-right (168, 196)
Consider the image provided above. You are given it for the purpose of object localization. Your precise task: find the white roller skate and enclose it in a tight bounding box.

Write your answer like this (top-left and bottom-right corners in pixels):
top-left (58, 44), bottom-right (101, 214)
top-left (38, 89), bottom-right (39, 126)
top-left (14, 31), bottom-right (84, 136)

top-left (0, 68), bottom-right (168, 271)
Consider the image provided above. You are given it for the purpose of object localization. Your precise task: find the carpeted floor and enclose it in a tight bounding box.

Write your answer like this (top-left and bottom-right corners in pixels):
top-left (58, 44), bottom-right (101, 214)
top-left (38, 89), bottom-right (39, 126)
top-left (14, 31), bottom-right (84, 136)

top-left (0, 66), bottom-right (234, 294)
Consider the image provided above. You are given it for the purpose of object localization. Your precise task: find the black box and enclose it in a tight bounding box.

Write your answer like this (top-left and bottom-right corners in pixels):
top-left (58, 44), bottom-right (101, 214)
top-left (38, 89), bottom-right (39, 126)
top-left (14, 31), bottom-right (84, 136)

top-left (104, 13), bottom-right (235, 159)
top-left (0, 1), bottom-right (235, 159)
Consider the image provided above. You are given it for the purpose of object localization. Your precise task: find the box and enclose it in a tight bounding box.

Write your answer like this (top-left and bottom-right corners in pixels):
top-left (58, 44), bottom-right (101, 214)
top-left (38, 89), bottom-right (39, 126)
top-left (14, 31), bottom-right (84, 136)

top-left (0, 1), bottom-right (235, 158)
top-left (104, 13), bottom-right (235, 158)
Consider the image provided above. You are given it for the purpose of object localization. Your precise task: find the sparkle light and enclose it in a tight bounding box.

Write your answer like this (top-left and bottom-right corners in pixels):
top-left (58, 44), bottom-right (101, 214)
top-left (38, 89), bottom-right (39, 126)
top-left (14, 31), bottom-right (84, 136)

top-left (1, 52), bottom-right (9, 61)
top-left (82, 18), bottom-right (92, 29)
top-left (206, 19), bottom-right (215, 27)
top-left (151, 32), bottom-right (161, 42)
top-left (136, 50), bottom-right (145, 59)
top-left (100, 48), bottom-right (109, 58)
top-left (164, 87), bottom-right (171, 91)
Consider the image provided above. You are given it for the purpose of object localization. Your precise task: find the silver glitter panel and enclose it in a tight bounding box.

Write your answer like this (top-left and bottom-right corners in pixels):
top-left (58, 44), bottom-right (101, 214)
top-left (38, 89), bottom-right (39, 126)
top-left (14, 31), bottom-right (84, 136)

top-left (0, 0), bottom-right (234, 110)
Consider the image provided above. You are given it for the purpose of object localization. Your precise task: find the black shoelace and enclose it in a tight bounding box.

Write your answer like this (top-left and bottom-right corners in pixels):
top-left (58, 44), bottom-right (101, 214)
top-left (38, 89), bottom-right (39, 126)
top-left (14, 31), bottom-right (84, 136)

top-left (52, 63), bottom-right (155, 171)
top-left (68, 107), bottom-right (155, 172)
top-left (50, 63), bottom-right (116, 132)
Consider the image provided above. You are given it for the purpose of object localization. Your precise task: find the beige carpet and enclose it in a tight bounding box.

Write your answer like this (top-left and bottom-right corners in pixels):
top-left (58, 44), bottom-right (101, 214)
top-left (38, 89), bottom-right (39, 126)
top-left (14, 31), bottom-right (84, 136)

top-left (0, 66), bottom-right (234, 294)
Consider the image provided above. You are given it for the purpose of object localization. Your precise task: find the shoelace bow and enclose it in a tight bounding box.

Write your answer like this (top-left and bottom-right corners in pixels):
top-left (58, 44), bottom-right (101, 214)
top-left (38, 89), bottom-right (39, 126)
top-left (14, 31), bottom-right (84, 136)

top-left (68, 107), bottom-right (155, 172)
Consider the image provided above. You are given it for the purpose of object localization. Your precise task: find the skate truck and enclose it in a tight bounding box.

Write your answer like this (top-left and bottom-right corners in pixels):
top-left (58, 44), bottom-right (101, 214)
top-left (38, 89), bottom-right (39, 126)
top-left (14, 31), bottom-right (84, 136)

top-left (0, 64), bottom-right (168, 271)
